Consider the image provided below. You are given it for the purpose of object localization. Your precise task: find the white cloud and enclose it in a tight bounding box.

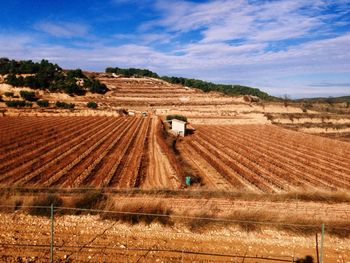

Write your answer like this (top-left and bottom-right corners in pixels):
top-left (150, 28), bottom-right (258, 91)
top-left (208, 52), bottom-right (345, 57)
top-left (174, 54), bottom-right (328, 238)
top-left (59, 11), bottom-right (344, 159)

top-left (1, 0), bottom-right (349, 97)
top-left (34, 22), bottom-right (89, 38)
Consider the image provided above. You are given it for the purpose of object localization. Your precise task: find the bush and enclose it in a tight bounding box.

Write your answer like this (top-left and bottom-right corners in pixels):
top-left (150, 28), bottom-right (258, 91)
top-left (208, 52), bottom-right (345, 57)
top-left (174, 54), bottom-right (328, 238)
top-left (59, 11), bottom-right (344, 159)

top-left (87, 101), bottom-right (98, 109)
top-left (72, 191), bottom-right (105, 211)
top-left (101, 201), bottom-right (173, 226)
top-left (83, 78), bottom-right (109, 94)
top-left (166, 114), bottom-right (187, 122)
top-left (25, 101), bottom-right (33, 107)
top-left (4, 92), bottom-right (14, 97)
top-left (20, 90), bottom-right (38, 101)
top-left (5, 100), bottom-right (26, 107)
top-left (56, 101), bottom-right (75, 109)
top-left (29, 194), bottom-right (63, 217)
top-left (66, 69), bottom-right (85, 79)
top-left (36, 100), bottom-right (49, 107)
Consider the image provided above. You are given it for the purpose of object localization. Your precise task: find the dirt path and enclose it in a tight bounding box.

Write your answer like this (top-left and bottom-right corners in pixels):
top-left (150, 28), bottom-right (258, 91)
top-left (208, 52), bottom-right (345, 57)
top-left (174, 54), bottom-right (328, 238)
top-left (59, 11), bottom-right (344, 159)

top-left (142, 117), bottom-right (180, 189)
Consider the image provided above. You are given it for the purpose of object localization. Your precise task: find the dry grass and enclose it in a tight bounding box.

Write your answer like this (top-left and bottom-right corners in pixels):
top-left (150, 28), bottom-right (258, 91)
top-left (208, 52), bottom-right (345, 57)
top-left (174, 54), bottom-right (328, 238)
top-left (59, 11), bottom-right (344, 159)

top-left (178, 208), bottom-right (350, 237)
top-left (28, 194), bottom-right (63, 216)
top-left (101, 199), bottom-right (173, 226)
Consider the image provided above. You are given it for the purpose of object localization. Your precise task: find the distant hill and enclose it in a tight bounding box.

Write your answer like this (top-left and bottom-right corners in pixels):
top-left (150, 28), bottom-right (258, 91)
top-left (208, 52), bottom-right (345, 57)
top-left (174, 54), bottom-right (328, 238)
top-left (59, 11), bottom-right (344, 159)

top-left (295, 96), bottom-right (350, 103)
top-left (106, 67), bottom-right (273, 100)
top-left (0, 58), bottom-right (108, 95)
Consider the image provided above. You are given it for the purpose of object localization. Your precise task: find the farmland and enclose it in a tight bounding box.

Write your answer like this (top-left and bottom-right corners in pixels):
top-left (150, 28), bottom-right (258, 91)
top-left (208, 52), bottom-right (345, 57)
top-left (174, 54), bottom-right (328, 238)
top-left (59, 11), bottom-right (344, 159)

top-left (1, 116), bottom-right (350, 192)
top-left (0, 116), bottom-right (151, 188)
top-left (1, 76), bottom-right (350, 262)
top-left (178, 124), bottom-right (350, 192)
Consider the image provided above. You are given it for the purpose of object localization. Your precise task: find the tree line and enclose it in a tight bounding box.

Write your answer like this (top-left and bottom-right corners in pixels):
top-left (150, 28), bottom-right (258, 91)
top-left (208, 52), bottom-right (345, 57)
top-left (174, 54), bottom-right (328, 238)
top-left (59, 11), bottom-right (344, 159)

top-left (105, 67), bottom-right (272, 100)
top-left (1, 58), bottom-right (108, 95)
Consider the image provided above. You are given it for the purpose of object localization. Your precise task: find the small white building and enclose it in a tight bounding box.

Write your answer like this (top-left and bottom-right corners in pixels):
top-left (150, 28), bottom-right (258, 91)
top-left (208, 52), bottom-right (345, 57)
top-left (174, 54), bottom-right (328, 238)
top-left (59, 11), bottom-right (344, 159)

top-left (171, 119), bottom-right (187, 137)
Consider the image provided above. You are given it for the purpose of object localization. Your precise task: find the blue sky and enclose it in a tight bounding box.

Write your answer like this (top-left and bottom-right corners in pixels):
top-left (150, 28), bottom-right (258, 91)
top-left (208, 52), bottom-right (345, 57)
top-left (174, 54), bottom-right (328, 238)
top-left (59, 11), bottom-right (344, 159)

top-left (0, 0), bottom-right (349, 98)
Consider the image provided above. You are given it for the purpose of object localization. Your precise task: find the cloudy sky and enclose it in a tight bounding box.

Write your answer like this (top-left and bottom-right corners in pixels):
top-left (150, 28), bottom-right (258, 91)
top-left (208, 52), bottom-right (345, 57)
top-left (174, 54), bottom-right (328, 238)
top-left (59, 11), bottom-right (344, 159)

top-left (0, 0), bottom-right (349, 98)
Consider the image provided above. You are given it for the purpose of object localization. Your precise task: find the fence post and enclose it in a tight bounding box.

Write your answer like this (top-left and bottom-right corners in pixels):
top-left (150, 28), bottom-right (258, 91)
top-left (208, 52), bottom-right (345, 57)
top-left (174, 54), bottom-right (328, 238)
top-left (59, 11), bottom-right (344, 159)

top-left (50, 203), bottom-right (54, 263)
top-left (320, 223), bottom-right (325, 263)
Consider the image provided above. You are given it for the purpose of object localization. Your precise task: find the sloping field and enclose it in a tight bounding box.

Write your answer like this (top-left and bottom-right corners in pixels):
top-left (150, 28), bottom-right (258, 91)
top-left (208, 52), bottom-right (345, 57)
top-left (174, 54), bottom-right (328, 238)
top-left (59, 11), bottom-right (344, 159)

top-left (179, 124), bottom-right (350, 192)
top-left (0, 116), bottom-right (152, 188)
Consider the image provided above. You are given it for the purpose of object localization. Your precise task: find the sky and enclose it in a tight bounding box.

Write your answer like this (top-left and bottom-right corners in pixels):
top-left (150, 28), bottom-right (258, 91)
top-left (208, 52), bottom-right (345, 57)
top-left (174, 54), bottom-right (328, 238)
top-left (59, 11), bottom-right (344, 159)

top-left (0, 0), bottom-right (349, 98)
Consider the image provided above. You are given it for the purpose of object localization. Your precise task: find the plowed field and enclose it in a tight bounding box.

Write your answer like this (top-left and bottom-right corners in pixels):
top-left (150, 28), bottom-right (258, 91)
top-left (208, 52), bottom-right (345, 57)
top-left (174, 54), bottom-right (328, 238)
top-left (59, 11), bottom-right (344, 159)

top-left (179, 124), bottom-right (350, 192)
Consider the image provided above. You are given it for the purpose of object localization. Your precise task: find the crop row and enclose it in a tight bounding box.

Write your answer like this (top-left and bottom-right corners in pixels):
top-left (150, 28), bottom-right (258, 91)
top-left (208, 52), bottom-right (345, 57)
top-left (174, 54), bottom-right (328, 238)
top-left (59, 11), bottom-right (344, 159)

top-left (181, 125), bottom-right (350, 192)
top-left (0, 116), bottom-right (151, 188)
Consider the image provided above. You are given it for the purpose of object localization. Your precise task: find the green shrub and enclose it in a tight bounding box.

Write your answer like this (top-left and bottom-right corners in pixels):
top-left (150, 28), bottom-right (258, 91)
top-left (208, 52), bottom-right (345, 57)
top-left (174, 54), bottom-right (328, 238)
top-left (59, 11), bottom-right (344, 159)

top-left (101, 201), bottom-right (173, 226)
top-left (56, 101), bottom-right (75, 109)
top-left (5, 100), bottom-right (26, 107)
top-left (29, 194), bottom-right (63, 217)
top-left (4, 92), bottom-right (14, 97)
top-left (87, 101), bottom-right (98, 109)
top-left (20, 90), bottom-right (38, 101)
top-left (36, 100), bottom-right (49, 107)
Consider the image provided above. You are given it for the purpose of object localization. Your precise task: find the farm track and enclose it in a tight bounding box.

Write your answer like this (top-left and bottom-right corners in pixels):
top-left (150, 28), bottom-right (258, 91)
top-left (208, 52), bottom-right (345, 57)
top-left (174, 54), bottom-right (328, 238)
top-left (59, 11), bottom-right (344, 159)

top-left (141, 118), bottom-right (180, 189)
top-left (181, 124), bottom-right (350, 192)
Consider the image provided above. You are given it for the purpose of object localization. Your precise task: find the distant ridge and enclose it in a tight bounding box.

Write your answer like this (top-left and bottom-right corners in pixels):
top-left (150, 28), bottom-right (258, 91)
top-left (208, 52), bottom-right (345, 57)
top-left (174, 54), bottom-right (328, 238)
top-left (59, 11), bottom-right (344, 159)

top-left (106, 67), bottom-right (272, 100)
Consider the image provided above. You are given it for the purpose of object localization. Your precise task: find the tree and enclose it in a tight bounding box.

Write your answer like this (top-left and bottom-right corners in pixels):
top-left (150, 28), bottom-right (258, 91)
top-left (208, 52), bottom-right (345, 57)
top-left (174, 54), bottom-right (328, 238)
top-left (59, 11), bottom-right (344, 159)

top-left (87, 101), bottom-right (98, 109)
top-left (166, 114), bottom-right (187, 122)
top-left (56, 101), bottom-right (75, 109)
top-left (5, 100), bottom-right (26, 107)
top-left (37, 100), bottom-right (49, 107)
top-left (20, 91), bottom-right (38, 101)
top-left (66, 69), bottom-right (85, 79)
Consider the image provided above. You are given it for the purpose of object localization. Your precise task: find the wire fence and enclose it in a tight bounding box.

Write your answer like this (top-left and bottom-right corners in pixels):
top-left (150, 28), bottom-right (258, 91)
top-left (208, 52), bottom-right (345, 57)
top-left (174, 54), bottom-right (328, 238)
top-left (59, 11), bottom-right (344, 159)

top-left (0, 204), bottom-right (347, 263)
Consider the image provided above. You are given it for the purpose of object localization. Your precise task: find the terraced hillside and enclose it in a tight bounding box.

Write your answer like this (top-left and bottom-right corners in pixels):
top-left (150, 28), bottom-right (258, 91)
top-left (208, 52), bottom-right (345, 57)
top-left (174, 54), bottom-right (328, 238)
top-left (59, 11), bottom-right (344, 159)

top-left (98, 77), bottom-right (237, 107)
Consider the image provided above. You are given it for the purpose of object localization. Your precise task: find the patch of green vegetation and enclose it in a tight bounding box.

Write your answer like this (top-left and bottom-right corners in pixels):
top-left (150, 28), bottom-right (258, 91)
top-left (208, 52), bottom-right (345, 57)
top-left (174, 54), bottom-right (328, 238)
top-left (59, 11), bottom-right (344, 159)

top-left (106, 67), bottom-right (159, 78)
top-left (56, 101), bottom-right (75, 109)
top-left (87, 101), bottom-right (98, 109)
top-left (36, 100), bottom-right (49, 107)
top-left (4, 92), bottom-right (14, 97)
top-left (19, 90), bottom-right (38, 101)
top-left (166, 114), bottom-right (188, 122)
top-left (5, 100), bottom-right (29, 107)
top-left (1, 58), bottom-right (109, 96)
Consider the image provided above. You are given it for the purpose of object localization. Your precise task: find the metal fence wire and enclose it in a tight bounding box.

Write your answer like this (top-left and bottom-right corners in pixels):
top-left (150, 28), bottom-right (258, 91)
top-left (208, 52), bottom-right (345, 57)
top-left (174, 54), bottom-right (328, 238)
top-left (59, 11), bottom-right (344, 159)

top-left (0, 204), bottom-right (344, 263)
